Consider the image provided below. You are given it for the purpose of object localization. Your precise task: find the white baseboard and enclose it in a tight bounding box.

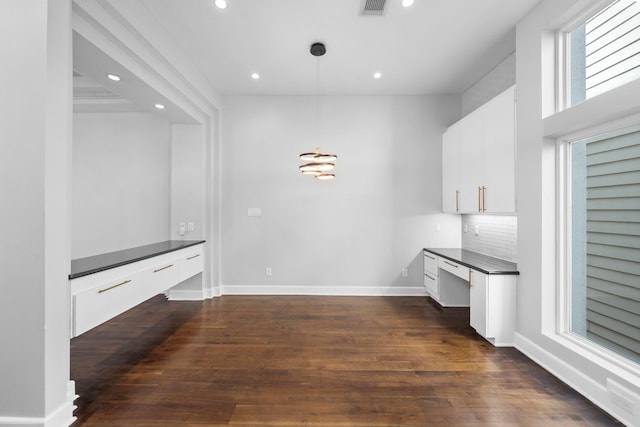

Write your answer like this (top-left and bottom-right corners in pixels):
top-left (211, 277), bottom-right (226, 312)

top-left (514, 332), bottom-right (632, 426)
top-left (0, 381), bottom-right (77, 427)
top-left (220, 285), bottom-right (426, 296)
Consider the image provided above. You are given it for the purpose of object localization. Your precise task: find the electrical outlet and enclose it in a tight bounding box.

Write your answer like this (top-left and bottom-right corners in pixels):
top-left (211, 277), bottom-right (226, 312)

top-left (464, 224), bottom-right (468, 233)
top-left (266, 267), bottom-right (272, 276)
top-left (187, 222), bottom-right (194, 231)
top-left (475, 224), bottom-right (480, 236)
top-left (179, 222), bottom-right (186, 236)
top-left (401, 268), bottom-right (408, 277)
top-left (436, 224), bottom-right (441, 232)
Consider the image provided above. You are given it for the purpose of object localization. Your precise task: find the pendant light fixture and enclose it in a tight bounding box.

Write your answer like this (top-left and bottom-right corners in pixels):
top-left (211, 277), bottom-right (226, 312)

top-left (299, 42), bottom-right (337, 180)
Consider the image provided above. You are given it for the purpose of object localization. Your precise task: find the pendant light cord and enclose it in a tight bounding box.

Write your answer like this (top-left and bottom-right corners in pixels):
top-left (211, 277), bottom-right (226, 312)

top-left (316, 55), bottom-right (320, 147)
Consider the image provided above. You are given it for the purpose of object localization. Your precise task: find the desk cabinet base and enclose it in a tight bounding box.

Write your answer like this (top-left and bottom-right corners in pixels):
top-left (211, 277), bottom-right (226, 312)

top-left (70, 244), bottom-right (204, 337)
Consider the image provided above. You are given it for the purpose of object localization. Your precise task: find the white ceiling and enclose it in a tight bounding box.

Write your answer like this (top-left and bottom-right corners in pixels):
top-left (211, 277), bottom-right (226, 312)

top-left (134, 0), bottom-right (540, 96)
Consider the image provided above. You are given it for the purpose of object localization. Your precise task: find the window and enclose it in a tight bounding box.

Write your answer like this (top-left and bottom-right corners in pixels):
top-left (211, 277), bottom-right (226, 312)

top-left (568, 124), bottom-right (640, 364)
top-left (566, 0), bottom-right (640, 107)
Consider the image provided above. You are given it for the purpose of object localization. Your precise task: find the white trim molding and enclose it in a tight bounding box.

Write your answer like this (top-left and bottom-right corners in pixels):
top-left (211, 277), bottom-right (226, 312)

top-left (220, 285), bottom-right (427, 297)
top-left (515, 332), bottom-right (640, 426)
top-left (0, 381), bottom-right (77, 427)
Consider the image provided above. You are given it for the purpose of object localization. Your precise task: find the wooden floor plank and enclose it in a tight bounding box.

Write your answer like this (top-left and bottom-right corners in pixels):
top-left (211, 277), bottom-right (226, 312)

top-left (71, 295), bottom-right (621, 426)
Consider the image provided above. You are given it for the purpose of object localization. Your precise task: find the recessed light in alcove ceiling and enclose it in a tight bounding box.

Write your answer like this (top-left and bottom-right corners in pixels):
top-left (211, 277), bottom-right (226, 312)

top-left (72, 31), bottom-right (198, 123)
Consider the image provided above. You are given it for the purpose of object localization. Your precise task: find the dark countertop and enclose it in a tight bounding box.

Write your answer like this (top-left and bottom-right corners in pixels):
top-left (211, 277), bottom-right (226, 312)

top-left (424, 248), bottom-right (519, 275)
top-left (70, 240), bottom-right (205, 280)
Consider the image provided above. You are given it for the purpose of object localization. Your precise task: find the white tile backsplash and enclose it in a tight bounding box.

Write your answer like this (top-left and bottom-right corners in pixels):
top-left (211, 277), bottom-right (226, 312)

top-left (461, 215), bottom-right (517, 262)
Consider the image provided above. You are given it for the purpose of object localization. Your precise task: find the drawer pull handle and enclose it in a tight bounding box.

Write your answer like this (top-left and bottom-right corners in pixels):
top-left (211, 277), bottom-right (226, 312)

top-left (187, 254), bottom-right (201, 260)
top-left (424, 253), bottom-right (435, 260)
top-left (153, 264), bottom-right (174, 273)
top-left (444, 260), bottom-right (459, 268)
top-left (98, 279), bottom-right (131, 294)
top-left (424, 273), bottom-right (435, 281)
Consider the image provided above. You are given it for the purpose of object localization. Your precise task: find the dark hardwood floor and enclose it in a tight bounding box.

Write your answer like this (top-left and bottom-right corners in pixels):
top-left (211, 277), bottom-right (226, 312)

top-left (71, 295), bottom-right (621, 426)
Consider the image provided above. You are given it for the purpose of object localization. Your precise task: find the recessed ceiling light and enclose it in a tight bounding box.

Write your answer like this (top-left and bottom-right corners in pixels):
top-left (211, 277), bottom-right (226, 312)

top-left (154, 104), bottom-right (165, 110)
top-left (106, 74), bottom-right (121, 81)
top-left (402, 0), bottom-right (414, 7)
top-left (251, 73), bottom-right (260, 80)
top-left (215, 0), bottom-right (227, 9)
top-left (373, 72), bottom-right (382, 79)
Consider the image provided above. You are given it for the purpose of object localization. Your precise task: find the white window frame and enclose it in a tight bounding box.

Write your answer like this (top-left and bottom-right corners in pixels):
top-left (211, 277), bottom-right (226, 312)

top-left (551, 0), bottom-right (640, 382)
top-left (557, 0), bottom-right (638, 111)
top-left (556, 117), bottom-right (640, 379)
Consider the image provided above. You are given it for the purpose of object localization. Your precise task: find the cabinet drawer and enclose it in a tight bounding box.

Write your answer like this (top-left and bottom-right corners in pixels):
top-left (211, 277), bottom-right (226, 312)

top-left (423, 252), bottom-right (438, 276)
top-left (438, 257), bottom-right (470, 281)
top-left (146, 260), bottom-right (180, 295)
top-left (180, 246), bottom-right (204, 282)
top-left (423, 271), bottom-right (439, 298)
top-left (73, 272), bottom-right (147, 336)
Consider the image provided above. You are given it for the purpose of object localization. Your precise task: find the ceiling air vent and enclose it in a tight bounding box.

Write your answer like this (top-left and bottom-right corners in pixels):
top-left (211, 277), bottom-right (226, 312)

top-left (361, 0), bottom-right (387, 15)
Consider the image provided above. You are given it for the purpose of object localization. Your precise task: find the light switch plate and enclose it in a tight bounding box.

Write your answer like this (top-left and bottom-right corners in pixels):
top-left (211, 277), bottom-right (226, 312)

top-left (248, 208), bottom-right (262, 217)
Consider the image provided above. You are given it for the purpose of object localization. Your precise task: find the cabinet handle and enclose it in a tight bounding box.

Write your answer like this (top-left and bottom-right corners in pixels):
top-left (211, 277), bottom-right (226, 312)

top-left (424, 253), bottom-right (435, 260)
top-left (455, 190), bottom-right (459, 212)
top-left (153, 264), bottom-right (174, 273)
top-left (443, 260), bottom-right (459, 268)
top-left (187, 254), bottom-right (201, 260)
top-left (424, 272), bottom-right (435, 281)
top-left (482, 186), bottom-right (487, 212)
top-left (98, 279), bottom-right (131, 294)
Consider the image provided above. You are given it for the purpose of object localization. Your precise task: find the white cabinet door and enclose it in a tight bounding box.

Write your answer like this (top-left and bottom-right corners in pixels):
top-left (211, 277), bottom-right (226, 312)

top-left (482, 86), bottom-right (516, 213)
top-left (469, 270), bottom-right (488, 338)
top-left (442, 124), bottom-right (461, 213)
top-left (470, 271), bottom-right (517, 346)
top-left (459, 113), bottom-right (483, 213)
top-left (441, 85), bottom-right (516, 214)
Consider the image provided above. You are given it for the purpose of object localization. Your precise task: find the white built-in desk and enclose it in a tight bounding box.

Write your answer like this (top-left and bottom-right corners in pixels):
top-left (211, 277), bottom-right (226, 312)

top-left (69, 240), bottom-right (204, 337)
top-left (423, 248), bottom-right (519, 347)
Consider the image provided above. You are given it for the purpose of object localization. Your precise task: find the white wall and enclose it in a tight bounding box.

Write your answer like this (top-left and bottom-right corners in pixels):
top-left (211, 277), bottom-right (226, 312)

top-left (221, 95), bottom-right (461, 295)
top-left (167, 124), bottom-right (210, 300)
top-left (0, 0), bottom-right (75, 425)
top-left (72, 112), bottom-right (171, 258)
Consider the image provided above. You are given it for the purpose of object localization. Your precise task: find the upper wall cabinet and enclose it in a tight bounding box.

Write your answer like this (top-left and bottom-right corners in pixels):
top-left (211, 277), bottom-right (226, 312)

top-left (442, 86), bottom-right (516, 214)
